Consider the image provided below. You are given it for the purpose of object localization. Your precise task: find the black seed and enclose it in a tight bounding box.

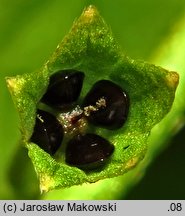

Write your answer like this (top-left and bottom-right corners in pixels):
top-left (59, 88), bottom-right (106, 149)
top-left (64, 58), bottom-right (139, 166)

top-left (83, 80), bottom-right (129, 130)
top-left (30, 109), bottom-right (64, 155)
top-left (41, 69), bottom-right (85, 109)
top-left (65, 133), bottom-right (114, 170)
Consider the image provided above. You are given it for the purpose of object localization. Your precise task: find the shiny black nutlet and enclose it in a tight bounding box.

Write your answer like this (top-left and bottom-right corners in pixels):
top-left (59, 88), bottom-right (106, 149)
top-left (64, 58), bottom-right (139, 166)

top-left (83, 80), bottom-right (129, 130)
top-left (65, 133), bottom-right (114, 170)
top-left (41, 69), bottom-right (85, 109)
top-left (30, 109), bottom-right (64, 155)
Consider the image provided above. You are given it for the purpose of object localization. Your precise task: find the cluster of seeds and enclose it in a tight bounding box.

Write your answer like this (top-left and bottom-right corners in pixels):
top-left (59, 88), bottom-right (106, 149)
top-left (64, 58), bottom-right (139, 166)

top-left (30, 69), bottom-right (129, 170)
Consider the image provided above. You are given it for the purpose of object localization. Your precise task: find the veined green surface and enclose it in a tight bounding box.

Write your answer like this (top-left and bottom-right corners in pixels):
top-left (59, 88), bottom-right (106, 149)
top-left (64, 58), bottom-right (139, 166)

top-left (6, 6), bottom-right (178, 193)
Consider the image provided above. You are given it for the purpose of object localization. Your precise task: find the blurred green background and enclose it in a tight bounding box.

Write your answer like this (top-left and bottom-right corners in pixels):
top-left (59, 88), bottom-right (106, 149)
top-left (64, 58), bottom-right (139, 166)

top-left (0, 0), bottom-right (185, 199)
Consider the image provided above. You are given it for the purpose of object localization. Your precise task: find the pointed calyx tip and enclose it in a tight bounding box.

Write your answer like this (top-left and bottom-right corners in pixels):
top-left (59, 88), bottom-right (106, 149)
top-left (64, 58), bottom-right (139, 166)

top-left (6, 77), bottom-right (15, 89)
top-left (166, 71), bottom-right (179, 89)
top-left (83, 5), bottom-right (98, 19)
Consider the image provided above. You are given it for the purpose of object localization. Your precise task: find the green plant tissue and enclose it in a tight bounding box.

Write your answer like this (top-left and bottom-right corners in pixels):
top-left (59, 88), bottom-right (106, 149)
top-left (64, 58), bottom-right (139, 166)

top-left (6, 5), bottom-right (179, 192)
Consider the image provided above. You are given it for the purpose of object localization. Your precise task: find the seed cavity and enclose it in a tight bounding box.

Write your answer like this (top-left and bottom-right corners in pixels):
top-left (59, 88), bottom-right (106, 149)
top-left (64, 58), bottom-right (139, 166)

top-left (31, 70), bottom-right (129, 171)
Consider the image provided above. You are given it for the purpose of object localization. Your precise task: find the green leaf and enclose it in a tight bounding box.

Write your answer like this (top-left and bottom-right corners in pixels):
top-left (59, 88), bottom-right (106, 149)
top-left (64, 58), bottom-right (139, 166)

top-left (6, 5), bottom-right (178, 192)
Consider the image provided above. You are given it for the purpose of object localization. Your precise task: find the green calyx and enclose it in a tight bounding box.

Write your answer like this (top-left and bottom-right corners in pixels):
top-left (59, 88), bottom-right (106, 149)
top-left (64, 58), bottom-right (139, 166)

top-left (6, 5), bottom-right (179, 192)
